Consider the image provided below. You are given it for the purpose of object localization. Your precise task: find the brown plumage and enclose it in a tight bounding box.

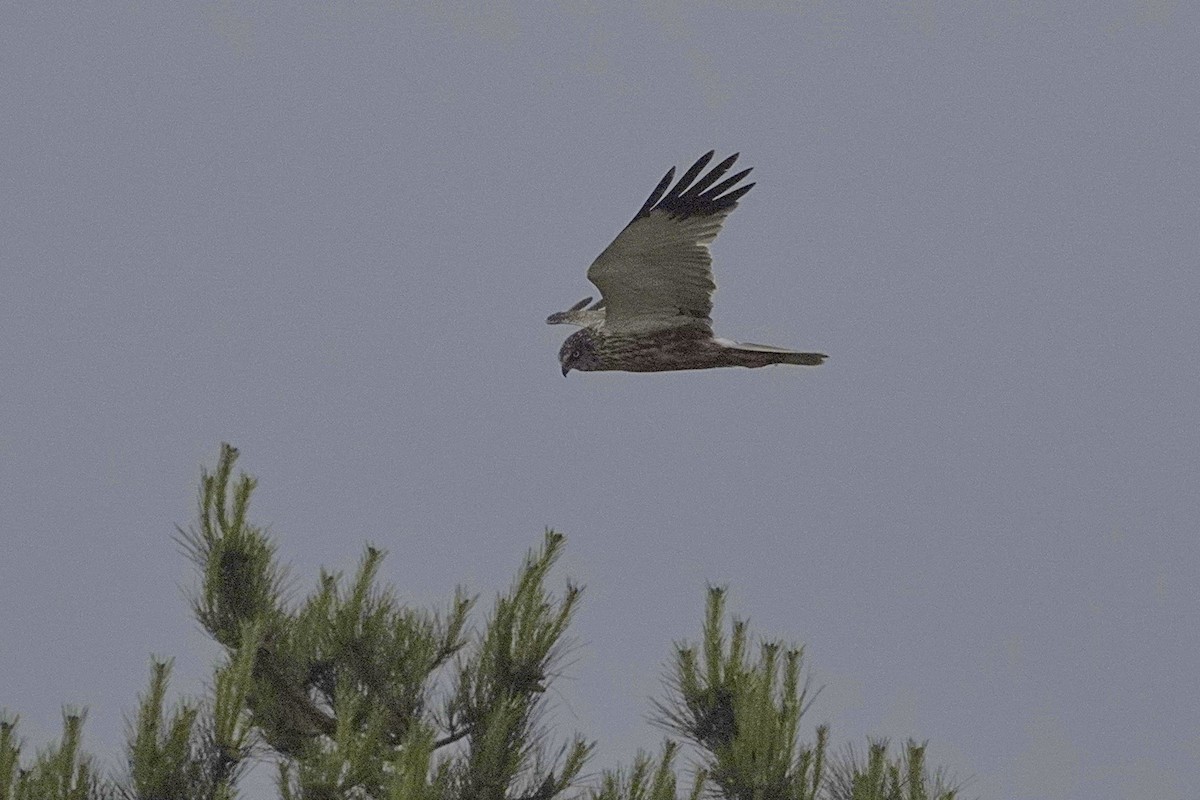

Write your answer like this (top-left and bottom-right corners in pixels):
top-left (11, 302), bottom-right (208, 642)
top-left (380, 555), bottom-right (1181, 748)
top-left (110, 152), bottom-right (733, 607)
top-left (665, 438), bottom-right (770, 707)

top-left (550, 151), bottom-right (828, 375)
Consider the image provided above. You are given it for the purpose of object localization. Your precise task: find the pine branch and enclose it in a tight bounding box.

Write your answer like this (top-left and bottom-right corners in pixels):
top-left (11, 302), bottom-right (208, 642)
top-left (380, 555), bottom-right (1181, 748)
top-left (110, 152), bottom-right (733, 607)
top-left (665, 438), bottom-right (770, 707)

top-left (4, 444), bottom-right (968, 800)
top-left (651, 586), bottom-right (823, 800)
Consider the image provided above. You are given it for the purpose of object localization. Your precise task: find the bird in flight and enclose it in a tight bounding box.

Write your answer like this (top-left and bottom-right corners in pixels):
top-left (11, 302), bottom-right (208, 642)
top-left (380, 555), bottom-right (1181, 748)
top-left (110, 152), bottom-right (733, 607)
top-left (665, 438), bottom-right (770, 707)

top-left (548, 151), bottom-right (827, 375)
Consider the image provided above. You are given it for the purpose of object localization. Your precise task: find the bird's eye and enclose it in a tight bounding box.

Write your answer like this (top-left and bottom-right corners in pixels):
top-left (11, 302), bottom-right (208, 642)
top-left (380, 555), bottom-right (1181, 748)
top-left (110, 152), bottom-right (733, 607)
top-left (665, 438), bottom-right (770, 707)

top-left (571, 350), bottom-right (580, 359)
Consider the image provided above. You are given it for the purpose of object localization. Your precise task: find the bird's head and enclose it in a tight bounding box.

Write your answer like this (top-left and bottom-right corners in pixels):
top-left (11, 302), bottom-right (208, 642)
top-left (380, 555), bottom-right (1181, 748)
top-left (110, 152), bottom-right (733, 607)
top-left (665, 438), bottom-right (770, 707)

top-left (558, 329), bottom-right (602, 376)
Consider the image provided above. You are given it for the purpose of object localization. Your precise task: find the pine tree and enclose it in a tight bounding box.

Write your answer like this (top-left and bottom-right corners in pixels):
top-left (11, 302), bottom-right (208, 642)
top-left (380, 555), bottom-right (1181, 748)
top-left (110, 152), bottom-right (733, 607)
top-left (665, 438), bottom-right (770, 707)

top-left (1, 445), bottom-right (964, 800)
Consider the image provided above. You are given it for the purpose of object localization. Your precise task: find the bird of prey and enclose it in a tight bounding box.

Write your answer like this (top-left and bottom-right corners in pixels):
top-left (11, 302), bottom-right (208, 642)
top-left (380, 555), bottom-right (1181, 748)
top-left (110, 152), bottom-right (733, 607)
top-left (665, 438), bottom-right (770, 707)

top-left (548, 151), bottom-right (827, 375)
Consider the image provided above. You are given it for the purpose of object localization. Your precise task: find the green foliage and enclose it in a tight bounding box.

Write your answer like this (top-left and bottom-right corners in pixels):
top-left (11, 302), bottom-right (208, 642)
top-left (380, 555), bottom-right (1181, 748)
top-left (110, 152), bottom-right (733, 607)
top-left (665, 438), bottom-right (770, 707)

top-left (651, 586), bottom-right (824, 800)
top-left (588, 741), bottom-right (703, 800)
top-left (825, 741), bottom-right (959, 800)
top-left (180, 446), bottom-right (287, 651)
top-left (118, 652), bottom-right (254, 800)
top-left (0, 711), bottom-right (107, 800)
top-left (173, 445), bottom-right (587, 800)
top-left (124, 659), bottom-right (202, 799)
top-left (2, 444), bottom-right (965, 800)
top-left (444, 532), bottom-right (590, 800)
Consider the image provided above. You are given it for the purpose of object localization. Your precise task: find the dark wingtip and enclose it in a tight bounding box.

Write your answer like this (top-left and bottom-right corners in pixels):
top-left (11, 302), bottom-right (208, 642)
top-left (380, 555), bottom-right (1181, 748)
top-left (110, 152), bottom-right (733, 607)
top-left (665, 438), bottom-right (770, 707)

top-left (724, 183), bottom-right (755, 204)
top-left (635, 167), bottom-right (676, 219)
top-left (665, 151), bottom-right (716, 200)
top-left (633, 151), bottom-right (754, 220)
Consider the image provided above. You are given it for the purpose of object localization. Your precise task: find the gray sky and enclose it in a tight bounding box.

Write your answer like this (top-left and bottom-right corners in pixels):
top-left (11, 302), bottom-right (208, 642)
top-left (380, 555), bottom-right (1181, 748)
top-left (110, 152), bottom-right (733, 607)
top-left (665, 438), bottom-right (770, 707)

top-left (2, 3), bottom-right (1197, 798)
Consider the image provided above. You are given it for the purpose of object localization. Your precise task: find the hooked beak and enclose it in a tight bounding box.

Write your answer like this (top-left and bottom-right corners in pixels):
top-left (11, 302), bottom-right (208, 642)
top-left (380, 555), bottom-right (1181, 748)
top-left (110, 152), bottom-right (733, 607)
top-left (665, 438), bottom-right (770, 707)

top-left (561, 364), bottom-right (571, 377)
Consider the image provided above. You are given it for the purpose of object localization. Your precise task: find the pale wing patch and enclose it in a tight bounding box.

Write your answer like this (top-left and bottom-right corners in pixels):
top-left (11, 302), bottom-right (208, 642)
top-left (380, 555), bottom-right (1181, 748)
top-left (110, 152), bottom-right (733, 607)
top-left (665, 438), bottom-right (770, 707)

top-left (587, 209), bottom-right (732, 333)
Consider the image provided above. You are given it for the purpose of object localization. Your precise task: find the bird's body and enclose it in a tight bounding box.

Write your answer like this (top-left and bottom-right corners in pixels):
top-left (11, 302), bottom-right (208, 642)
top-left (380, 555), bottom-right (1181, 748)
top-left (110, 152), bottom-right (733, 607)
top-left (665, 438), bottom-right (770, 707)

top-left (558, 326), bottom-right (825, 374)
top-left (548, 151), bottom-right (827, 375)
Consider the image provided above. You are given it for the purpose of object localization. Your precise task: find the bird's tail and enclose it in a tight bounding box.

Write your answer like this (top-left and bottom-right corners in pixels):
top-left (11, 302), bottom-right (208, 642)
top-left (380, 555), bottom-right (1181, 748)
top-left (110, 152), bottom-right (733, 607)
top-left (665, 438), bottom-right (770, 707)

top-left (724, 341), bottom-right (828, 367)
top-left (774, 350), bottom-right (828, 366)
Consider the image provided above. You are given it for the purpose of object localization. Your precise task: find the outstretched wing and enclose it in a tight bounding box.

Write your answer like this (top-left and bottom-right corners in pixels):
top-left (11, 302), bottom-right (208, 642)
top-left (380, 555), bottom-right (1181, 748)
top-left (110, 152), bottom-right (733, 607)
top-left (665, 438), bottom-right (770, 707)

top-left (586, 151), bottom-right (754, 334)
top-left (546, 297), bottom-right (606, 327)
